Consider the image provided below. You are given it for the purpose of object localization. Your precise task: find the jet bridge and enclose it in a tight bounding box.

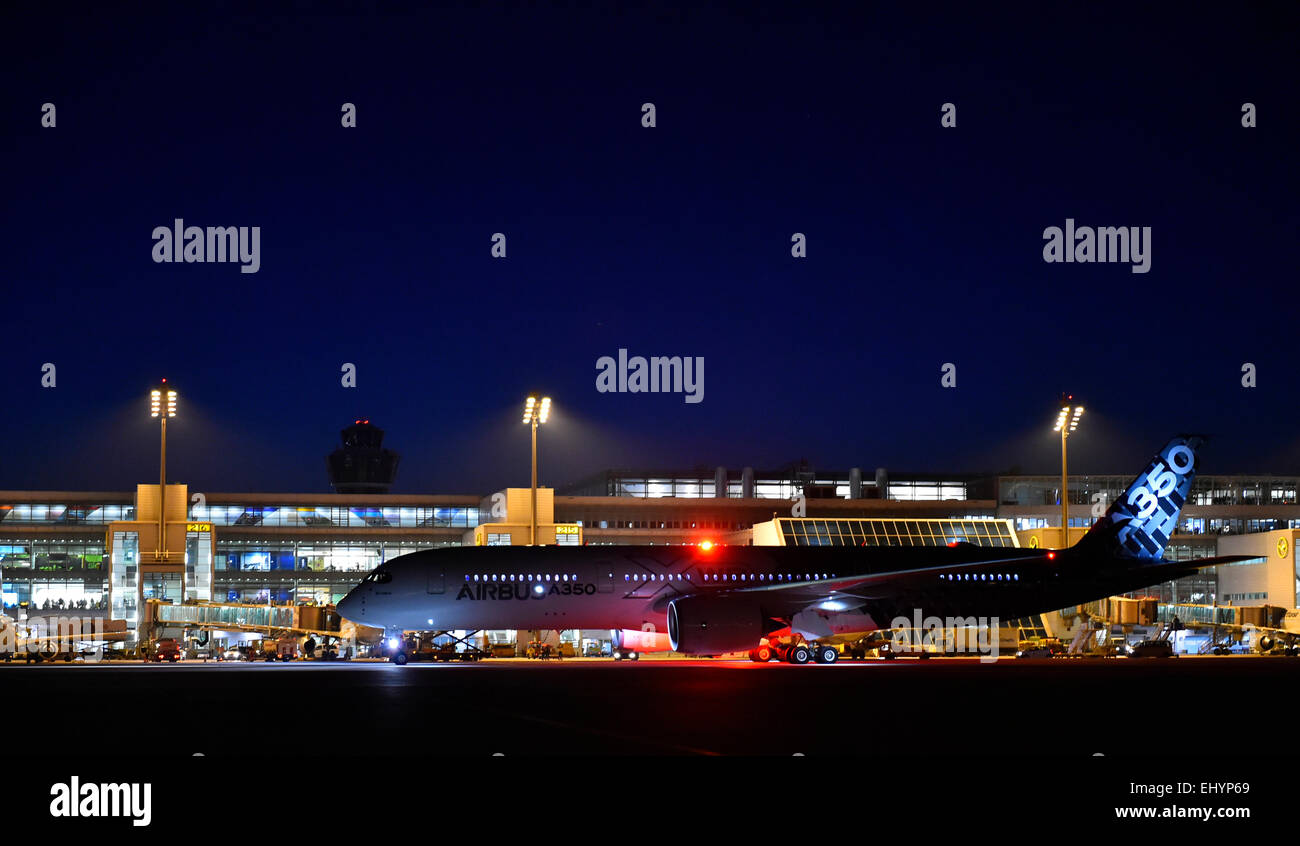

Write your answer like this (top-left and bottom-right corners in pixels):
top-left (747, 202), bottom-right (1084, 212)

top-left (145, 599), bottom-right (378, 650)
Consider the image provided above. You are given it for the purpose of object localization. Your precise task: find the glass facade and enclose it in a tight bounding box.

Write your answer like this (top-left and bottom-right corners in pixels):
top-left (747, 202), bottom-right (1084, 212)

top-left (142, 572), bottom-right (183, 604)
top-left (778, 518), bottom-right (1017, 547)
top-left (109, 531), bottom-right (140, 646)
top-left (886, 481), bottom-right (969, 501)
top-left (568, 468), bottom-right (990, 501)
top-left (215, 577), bottom-right (363, 606)
top-left (185, 530), bottom-right (213, 601)
top-left (0, 538), bottom-right (106, 574)
top-left (0, 502), bottom-right (481, 530)
top-left (191, 504), bottom-right (481, 528)
top-left (213, 539), bottom-right (454, 573)
top-left (1000, 475), bottom-right (1300, 511)
top-left (0, 503), bottom-right (135, 524)
top-left (8, 578), bottom-right (105, 611)
top-left (614, 479), bottom-right (717, 498)
top-left (608, 475), bottom-right (946, 501)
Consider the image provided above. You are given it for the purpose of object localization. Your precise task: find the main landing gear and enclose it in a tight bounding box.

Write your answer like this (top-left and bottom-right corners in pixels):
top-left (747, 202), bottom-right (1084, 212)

top-left (748, 643), bottom-right (838, 664)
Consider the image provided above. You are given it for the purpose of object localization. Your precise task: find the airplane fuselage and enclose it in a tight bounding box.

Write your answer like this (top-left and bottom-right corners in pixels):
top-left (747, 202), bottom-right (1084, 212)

top-left (336, 542), bottom-right (1165, 637)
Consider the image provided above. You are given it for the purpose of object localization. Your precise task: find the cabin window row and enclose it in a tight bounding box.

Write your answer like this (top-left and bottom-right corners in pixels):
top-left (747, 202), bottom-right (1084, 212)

top-left (701, 572), bottom-right (834, 583)
top-left (940, 572), bottom-right (1019, 582)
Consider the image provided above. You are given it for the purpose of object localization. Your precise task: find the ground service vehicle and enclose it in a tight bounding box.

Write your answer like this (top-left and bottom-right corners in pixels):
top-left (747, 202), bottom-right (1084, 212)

top-left (152, 638), bottom-right (182, 662)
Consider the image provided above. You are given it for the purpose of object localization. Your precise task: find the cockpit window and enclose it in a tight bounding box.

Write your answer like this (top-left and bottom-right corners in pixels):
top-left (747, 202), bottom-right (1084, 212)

top-left (365, 571), bottom-right (393, 584)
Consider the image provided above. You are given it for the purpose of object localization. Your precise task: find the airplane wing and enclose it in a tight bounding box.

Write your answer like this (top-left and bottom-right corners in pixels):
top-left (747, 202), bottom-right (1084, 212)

top-left (727, 553), bottom-right (1053, 604)
top-left (682, 553), bottom-right (1264, 613)
top-left (1102, 555), bottom-right (1263, 585)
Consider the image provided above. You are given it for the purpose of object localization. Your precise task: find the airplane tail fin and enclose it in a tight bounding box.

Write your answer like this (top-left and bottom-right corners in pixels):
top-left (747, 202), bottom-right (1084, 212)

top-left (1073, 436), bottom-right (1202, 562)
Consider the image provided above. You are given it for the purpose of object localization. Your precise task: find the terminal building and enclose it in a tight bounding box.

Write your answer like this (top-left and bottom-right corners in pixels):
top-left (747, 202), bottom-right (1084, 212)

top-left (2, 431), bottom-right (1298, 652)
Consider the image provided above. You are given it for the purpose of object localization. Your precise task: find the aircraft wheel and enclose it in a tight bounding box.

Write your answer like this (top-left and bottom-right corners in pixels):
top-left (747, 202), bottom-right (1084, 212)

top-left (788, 645), bottom-right (810, 665)
top-left (815, 646), bottom-right (838, 664)
top-left (392, 652), bottom-right (408, 665)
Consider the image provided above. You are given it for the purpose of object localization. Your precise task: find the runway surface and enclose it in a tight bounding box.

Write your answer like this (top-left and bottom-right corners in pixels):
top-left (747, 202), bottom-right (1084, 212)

top-left (5, 656), bottom-right (1292, 756)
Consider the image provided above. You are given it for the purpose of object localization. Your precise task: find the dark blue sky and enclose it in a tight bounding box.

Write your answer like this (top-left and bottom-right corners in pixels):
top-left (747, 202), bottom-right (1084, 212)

top-left (2, 2), bottom-right (1296, 494)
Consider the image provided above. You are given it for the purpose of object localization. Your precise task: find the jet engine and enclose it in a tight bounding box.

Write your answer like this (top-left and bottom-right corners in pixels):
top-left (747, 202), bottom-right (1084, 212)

top-left (667, 595), bottom-right (764, 656)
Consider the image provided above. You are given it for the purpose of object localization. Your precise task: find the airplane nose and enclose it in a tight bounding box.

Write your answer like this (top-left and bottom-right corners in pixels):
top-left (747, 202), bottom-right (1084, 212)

top-left (336, 589), bottom-right (364, 623)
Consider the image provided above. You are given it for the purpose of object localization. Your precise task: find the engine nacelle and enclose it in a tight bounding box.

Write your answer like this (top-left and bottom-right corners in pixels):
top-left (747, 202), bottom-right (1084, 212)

top-left (667, 595), bottom-right (764, 656)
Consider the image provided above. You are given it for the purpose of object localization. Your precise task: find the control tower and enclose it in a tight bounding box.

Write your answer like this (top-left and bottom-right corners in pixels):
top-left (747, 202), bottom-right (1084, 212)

top-left (327, 420), bottom-right (400, 494)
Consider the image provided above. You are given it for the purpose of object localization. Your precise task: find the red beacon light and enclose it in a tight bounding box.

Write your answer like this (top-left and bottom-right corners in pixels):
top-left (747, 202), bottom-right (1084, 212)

top-left (1047, 552), bottom-right (1056, 560)
top-left (698, 540), bottom-right (715, 552)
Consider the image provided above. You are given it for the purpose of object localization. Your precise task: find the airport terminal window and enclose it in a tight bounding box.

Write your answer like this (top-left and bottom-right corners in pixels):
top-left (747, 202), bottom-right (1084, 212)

top-left (25, 578), bottom-right (106, 610)
top-left (189, 504), bottom-right (482, 529)
top-left (0, 503), bottom-right (136, 524)
top-left (776, 518), bottom-right (1014, 548)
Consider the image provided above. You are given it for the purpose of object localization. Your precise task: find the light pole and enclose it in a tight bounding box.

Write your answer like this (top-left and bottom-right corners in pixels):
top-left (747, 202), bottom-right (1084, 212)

top-left (1052, 396), bottom-right (1084, 547)
top-left (521, 395), bottom-right (551, 545)
top-left (149, 380), bottom-right (177, 561)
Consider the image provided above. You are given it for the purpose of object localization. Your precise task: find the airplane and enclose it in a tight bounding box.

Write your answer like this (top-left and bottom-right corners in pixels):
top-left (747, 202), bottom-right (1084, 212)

top-left (337, 436), bottom-right (1260, 664)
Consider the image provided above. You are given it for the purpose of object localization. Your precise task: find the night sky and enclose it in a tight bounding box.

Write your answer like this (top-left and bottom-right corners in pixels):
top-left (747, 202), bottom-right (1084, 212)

top-left (2, 2), bottom-right (1296, 495)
